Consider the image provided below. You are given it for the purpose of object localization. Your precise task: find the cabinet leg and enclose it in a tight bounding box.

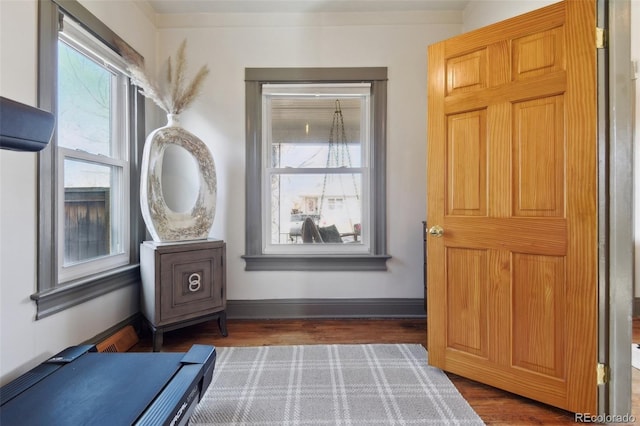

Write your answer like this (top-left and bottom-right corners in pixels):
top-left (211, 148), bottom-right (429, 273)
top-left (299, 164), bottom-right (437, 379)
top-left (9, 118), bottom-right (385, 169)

top-left (152, 329), bottom-right (164, 352)
top-left (218, 312), bottom-right (228, 337)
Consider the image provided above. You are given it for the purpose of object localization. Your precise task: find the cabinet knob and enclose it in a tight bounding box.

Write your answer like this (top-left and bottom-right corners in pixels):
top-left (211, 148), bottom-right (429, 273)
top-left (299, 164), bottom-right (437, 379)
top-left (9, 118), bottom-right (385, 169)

top-left (188, 273), bottom-right (201, 292)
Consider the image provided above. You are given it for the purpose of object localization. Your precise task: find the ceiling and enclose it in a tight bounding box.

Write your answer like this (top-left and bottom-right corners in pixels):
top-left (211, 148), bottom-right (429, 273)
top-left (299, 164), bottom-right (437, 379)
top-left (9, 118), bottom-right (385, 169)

top-left (146, 0), bottom-right (470, 15)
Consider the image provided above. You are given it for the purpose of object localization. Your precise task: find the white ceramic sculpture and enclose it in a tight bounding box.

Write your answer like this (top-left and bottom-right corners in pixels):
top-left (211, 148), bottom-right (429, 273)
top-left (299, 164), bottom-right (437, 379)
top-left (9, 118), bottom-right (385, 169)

top-left (140, 114), bottom-right (216, 241)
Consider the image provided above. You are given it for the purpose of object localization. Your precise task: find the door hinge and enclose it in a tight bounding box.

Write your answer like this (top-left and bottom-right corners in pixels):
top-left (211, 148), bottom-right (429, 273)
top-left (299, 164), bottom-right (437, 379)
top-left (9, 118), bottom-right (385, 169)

top-left (596, 363), bottom-right (609, 385)
top-left (595, 27), bottom-right (606, 49)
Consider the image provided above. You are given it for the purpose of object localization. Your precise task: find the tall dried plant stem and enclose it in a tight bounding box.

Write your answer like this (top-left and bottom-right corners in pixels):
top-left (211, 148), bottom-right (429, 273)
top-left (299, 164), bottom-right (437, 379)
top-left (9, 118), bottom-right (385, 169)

top-left (116, 38), bottom-right (209, 116)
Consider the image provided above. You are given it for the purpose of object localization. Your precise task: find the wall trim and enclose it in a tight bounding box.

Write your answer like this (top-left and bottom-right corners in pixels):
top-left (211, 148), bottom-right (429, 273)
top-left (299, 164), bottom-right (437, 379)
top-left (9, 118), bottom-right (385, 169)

top-left (226, 298), bottom-right (426, 319)
top-left (30, 265), bottom-right (140, 320)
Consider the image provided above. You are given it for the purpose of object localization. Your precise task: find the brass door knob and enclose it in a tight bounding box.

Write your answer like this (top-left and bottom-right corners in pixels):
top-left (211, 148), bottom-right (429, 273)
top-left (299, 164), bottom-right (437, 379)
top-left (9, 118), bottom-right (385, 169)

top-left (428, 225), bottom-right (444, 237)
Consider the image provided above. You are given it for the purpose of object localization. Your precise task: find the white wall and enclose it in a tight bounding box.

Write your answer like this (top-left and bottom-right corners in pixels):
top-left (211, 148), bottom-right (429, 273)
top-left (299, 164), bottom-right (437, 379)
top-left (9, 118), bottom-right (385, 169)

top-left (462, 0), bottom-right (558, 32)
top-left (0, 0), bottom-right (157, 385)
top-left (154, 11), bottom-right (462, 301)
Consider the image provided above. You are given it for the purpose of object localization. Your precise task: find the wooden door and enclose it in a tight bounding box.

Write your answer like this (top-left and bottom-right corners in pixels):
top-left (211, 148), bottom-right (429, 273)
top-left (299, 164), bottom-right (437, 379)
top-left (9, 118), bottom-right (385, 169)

top-left (426, 0), bottom-right (597, 414)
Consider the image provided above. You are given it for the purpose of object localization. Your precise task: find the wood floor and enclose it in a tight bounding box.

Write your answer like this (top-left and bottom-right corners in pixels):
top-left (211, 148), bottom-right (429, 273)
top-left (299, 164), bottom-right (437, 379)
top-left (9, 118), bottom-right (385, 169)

top-left (131, 317), bottom-right (640, 425)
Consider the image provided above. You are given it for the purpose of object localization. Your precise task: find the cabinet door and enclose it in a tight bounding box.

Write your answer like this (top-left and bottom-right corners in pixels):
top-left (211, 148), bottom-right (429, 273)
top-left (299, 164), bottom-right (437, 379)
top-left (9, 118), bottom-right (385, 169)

top-left (159, 247), bottom-right (224, 323)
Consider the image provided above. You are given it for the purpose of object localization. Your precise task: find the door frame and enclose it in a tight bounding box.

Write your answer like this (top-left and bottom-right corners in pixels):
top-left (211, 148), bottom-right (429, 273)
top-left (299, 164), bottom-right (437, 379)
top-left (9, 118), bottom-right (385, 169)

top-left (600, 0), bottom-right (634, 417)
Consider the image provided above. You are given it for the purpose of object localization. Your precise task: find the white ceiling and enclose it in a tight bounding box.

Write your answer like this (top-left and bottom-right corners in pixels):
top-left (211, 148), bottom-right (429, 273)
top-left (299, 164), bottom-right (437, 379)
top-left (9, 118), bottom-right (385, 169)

top-left (146, 0), bottom-right (470, 14)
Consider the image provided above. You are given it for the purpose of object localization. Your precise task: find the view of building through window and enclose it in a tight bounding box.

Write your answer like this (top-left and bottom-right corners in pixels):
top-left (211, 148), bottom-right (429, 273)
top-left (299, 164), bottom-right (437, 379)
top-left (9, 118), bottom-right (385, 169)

top-left (263, 87), bottom-right (370, 249)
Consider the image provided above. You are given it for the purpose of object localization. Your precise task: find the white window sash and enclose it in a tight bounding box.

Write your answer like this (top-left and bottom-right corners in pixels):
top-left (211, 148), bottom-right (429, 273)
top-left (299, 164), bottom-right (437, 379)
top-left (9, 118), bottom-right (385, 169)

top-left (56, 22), bottom-right (131, 284)
top-left (57, 149), bottom-right (130, 283)
top-left (59, 17), bottom-right (130, 76)
top-left (261, 84), bottom-right (372, 254)
top-left (263, 83), bottom-right (371, 96)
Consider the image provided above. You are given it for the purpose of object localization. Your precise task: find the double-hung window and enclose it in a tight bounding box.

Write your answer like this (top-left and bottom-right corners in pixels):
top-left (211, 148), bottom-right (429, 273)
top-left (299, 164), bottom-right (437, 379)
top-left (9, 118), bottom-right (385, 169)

top-left (262, 84), bottom-right (371, 253)
top-left (34, 0), bottom-right (145, 318)
top-left (57, 20), bottom-right (130, 282)
top-left (244, 68), bottom-right (390, 270)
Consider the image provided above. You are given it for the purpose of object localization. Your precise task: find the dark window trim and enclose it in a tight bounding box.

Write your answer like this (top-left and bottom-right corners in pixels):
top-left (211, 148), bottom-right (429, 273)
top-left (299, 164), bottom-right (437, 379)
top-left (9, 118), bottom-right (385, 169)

top-left (243, 67), bottom-right (390, 271)
top-left (34, 0), bottom-right (145, 319)
top-left (30, 265), bottom-right (140, 319)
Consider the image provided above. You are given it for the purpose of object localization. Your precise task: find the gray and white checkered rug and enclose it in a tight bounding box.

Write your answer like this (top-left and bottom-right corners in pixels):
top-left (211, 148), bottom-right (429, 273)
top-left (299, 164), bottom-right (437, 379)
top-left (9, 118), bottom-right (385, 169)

top-left (190, 344), bottom-right (484, 425)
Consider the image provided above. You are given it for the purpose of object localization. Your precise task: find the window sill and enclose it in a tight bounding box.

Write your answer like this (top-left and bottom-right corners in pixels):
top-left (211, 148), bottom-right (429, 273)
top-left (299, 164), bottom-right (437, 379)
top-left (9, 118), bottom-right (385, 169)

top-left (242, 254), bottom-right (391, 271)
top-left (30, 264), bottom-right (140, 319)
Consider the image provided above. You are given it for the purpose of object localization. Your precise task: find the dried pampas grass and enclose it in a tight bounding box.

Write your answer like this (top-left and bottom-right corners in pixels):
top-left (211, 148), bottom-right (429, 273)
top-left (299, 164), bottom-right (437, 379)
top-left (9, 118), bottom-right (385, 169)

top-left (116, 39), bottom-right (209, 115)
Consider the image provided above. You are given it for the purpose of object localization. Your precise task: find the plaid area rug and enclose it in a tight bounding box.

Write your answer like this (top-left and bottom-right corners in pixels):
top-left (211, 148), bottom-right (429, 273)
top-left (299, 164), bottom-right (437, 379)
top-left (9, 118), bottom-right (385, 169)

top-left (190, 344), bottom-right (485, 425)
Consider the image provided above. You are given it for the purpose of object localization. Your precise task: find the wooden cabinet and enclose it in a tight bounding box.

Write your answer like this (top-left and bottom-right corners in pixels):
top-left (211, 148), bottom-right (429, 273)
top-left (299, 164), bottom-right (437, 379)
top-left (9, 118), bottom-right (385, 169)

top-left (140, 239), bottom-right (227, 351)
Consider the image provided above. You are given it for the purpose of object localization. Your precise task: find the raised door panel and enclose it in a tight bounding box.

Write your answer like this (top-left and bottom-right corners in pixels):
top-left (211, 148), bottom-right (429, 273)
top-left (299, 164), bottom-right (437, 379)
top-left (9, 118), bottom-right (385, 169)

top-left (512, 253), bottom-right (566, 378)
top-left (446, 50), bottom-right (487, 95)
top-left (513, 96), bottom-right (565, 217)
top-left (446, 247), bottom-right (488, 358)
top-left (447, 110), bottom-right (487, 216)
top-left (512, 27), bottom-right (565, 81)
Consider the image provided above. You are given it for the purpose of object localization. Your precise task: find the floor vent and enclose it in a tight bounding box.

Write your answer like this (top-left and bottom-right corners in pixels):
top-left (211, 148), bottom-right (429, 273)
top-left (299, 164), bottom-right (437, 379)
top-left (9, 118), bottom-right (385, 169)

top-left (96, 325), bottom-right (139, 353)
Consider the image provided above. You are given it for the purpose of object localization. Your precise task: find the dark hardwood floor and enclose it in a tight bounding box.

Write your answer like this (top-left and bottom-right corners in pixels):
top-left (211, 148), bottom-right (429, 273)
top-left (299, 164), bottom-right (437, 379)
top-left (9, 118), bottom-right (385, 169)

top-left (131, 317), bottom-right (640, 425)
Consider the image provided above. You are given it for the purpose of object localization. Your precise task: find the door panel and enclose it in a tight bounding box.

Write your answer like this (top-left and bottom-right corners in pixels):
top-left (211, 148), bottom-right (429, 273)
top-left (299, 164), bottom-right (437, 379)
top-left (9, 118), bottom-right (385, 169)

top-left (512, 27), bottom-right (565, 80)
top-left (513, 96), bottom-right (565, 216)
top-left (427, 0), bottom-right (597, 414)
top-left (446, 50), bottom-right (487, 94)
top-left (446, 247), bottom-right (488, 358)
top-left (512, 253), bottom-right (566, 378)
top-left (447, 110), bottom-right (487, 215)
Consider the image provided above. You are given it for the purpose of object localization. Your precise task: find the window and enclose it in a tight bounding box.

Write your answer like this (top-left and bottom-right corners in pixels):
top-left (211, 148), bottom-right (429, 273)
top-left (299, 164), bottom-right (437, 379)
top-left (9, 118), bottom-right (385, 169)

top-left (244, 68), bottom-right (390, 270)
top-left (57, 20), bottom-right (131, 282)
top-left (263, 83), bottom-right (370, 252)
top-left (33, 0), bottom-right (145, 319)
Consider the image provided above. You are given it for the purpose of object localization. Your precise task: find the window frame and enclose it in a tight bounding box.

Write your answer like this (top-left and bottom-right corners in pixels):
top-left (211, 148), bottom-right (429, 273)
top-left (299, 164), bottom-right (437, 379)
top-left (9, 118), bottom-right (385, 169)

top-left (243, 68), bottom-right (390, 271)
top-left (33, 0), bottom-right (145, 319)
